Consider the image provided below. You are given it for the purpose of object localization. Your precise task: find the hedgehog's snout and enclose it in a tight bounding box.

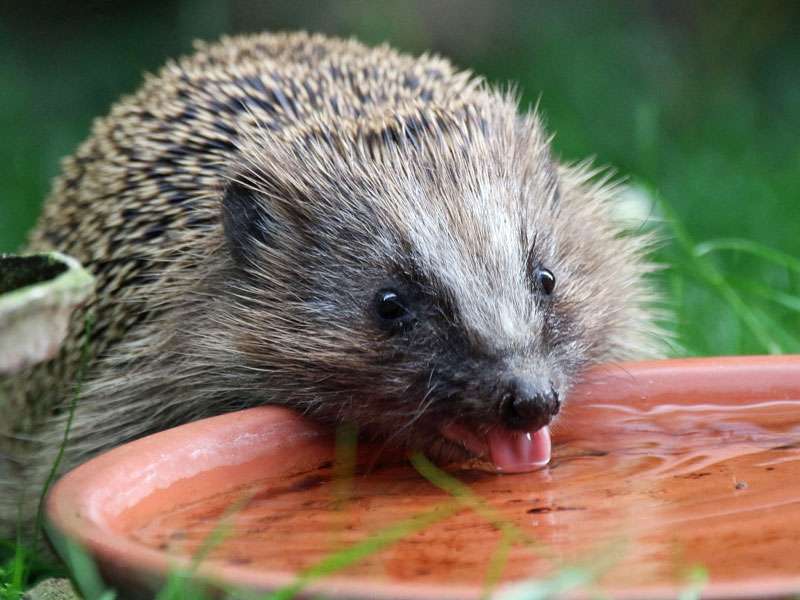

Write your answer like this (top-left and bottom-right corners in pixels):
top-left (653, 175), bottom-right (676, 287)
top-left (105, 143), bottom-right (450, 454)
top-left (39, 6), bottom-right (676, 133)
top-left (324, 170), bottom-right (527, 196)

top-left (497, 377), bottom-right (560, 431)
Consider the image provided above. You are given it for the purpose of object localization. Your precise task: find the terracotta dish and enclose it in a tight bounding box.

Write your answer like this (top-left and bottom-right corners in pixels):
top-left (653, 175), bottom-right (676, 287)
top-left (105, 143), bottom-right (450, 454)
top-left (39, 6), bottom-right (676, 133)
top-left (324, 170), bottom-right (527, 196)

top-left (47, 356), bottom-right (800, 599)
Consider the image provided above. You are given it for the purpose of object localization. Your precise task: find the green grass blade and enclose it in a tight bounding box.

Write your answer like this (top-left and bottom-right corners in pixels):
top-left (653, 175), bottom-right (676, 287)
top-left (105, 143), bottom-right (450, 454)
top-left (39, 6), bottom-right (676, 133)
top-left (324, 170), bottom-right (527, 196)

top-left (677, 565), bottom-right (708, 600)
top-left (494, 565), bottom-right (598, 600)
top-left (35, 314), bottom-right (95, 545)
top-left (332, 423), bottom-right (358, 511)
top-left (694, 238), bottom-right (800, 274)
top-left (46, 533), bottom-right (115, 600)
top-left (733, 278), bottom-right (800, 313)
top-left (409, 453), bottom-right (549, 555)
top-left (481, 527), bottom-right (514, 600)
top-left (155, 488), bottom-right (256, 600)
top-left (651, 191), bottom-right (785, 354)
top-left (266, 501), bottom-right (461, 600)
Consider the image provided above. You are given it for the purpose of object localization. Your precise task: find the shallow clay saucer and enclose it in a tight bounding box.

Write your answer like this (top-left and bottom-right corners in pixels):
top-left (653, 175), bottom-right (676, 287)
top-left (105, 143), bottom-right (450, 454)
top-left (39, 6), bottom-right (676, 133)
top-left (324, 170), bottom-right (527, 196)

top-left (47, 356), bottom-right (800, 599)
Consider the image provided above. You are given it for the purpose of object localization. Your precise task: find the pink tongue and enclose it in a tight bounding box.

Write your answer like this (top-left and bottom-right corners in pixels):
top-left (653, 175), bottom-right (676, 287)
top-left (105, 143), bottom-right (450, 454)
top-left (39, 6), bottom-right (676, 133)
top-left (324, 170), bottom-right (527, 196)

top-left (439, 423), bottom-right (552, 473)
top-left (486, 426), bottom-right (551, 473)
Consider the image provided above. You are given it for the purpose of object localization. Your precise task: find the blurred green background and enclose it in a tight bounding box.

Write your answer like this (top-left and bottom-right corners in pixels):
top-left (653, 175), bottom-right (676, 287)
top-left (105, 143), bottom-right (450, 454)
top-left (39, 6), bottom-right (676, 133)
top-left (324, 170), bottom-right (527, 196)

top-left (1, 0), bottom-right (798, 355)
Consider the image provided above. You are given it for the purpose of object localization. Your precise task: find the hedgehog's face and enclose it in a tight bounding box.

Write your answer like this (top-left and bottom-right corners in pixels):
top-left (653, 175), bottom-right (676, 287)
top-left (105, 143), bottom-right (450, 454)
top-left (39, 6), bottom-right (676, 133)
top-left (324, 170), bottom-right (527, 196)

top-left (346, 248), bottom-right (565, 472)
top-left (221, 105), bottom-right (655, 472)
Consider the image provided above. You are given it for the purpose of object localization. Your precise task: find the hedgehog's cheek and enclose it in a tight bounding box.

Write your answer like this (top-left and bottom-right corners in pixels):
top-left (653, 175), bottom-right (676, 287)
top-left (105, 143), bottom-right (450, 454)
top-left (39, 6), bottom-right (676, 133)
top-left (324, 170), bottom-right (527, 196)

top-left (439, 422), bottom-right (551, 473)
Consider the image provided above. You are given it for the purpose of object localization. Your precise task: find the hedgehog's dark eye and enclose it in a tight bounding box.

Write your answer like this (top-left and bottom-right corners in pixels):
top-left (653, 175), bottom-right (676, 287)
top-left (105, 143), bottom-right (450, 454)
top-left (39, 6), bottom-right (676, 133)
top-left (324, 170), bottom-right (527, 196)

top-left (536, 268), bottom-right (556, 295)
top-left (374, 289), bottom-right (414, 331)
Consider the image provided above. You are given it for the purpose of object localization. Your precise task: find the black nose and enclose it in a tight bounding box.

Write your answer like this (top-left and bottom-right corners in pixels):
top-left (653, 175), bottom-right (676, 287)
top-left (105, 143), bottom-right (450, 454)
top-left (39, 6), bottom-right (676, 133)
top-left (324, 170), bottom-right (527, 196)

top-left (499, 378), bottom-right (560, 431)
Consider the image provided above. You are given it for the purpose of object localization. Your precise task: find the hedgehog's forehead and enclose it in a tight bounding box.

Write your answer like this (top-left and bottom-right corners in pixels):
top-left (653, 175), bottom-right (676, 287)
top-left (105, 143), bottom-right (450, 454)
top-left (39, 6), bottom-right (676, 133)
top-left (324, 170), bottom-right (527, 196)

top-left (389, 162), bottom-right (540, 350)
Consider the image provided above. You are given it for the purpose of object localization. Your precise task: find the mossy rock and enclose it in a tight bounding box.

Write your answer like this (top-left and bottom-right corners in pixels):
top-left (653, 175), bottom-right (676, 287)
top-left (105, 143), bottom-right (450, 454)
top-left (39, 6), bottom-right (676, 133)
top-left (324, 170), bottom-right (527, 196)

top-left (0, 253), bottom-right (93, 374)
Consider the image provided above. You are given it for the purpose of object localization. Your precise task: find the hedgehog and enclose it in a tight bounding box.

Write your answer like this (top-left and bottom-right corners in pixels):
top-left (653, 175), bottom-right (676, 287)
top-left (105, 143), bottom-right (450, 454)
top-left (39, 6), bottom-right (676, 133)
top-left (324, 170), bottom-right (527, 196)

top-left (0, 31), bottom-right (662, 535)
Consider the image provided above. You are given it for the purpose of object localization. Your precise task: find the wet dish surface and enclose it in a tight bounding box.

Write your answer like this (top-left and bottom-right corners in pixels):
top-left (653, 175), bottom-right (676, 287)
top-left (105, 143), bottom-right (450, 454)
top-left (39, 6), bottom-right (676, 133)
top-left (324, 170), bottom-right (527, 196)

top-left (48, 356), bottom-right (800, 599)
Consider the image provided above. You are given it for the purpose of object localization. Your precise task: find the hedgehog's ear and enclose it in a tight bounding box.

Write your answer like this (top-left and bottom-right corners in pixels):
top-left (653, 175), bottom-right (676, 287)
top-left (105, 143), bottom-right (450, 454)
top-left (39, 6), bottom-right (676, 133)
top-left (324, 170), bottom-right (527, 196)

top-left (221, 179), bottom-right (278, 267)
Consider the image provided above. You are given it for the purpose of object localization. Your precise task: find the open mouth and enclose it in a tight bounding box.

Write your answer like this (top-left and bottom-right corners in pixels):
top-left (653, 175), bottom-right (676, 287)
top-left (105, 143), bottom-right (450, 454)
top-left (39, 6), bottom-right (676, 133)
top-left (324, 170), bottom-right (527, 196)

top-left (440, 422), bottom-right (551, 473)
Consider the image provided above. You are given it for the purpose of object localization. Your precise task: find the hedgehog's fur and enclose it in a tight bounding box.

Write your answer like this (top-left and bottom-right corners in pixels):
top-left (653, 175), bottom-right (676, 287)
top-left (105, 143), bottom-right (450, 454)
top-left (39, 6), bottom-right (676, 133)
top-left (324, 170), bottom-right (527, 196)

top-left (0, 32), bottom-right (662, 534)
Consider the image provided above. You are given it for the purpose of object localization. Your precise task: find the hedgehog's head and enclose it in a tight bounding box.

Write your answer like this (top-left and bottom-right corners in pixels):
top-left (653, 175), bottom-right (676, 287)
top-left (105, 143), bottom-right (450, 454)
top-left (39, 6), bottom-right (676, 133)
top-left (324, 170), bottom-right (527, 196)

top-left (215, 97), bottom-right (659, 472)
